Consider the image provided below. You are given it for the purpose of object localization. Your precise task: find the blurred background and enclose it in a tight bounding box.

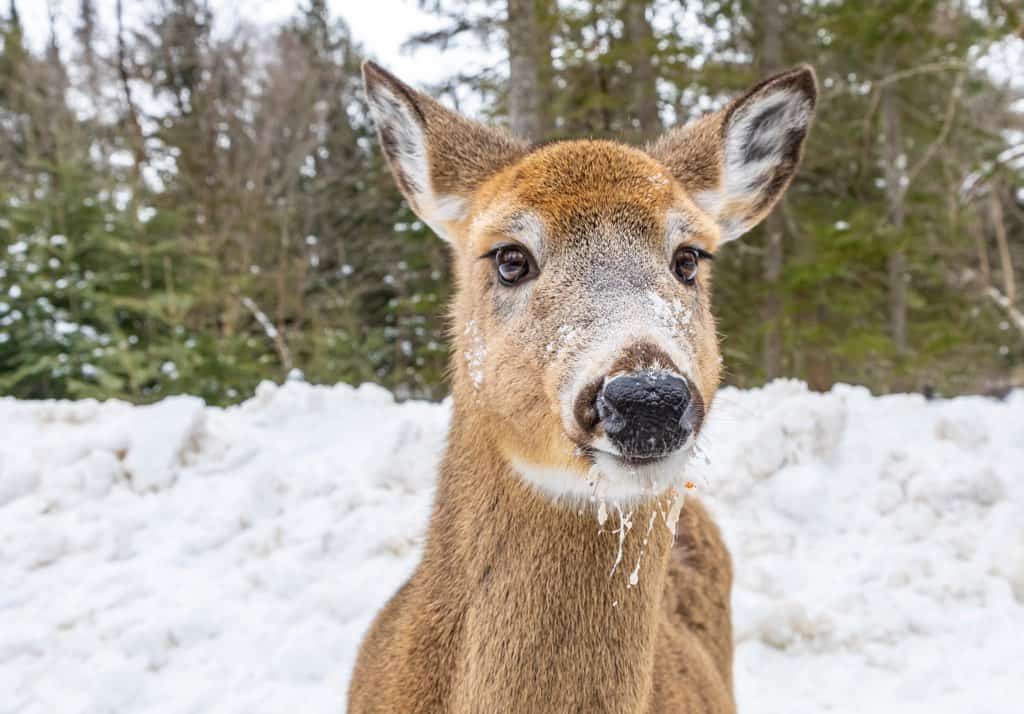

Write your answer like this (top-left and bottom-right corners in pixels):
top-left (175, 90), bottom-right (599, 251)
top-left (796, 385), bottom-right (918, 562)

top-left (0, 0), bottom-right (1021, 405)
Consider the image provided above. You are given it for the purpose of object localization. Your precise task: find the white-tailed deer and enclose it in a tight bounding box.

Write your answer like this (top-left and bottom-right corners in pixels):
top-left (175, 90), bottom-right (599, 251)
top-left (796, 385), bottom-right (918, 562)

top-left (349, 61), bottom-right (816, 713)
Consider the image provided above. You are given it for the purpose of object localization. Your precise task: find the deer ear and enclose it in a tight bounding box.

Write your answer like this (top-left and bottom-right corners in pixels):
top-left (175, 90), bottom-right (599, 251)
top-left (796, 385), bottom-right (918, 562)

top-left (362, 61), bottom-right (527, 243)
top-left (650, 65), bottom-right (817, 242)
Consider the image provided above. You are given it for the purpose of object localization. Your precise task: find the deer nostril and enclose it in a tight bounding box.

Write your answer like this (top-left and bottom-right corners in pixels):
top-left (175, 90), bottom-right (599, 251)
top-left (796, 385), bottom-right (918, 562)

top-left (595, 389), bottom-right (626, 436)
top-left (572, 376), bottom-right (605, 433)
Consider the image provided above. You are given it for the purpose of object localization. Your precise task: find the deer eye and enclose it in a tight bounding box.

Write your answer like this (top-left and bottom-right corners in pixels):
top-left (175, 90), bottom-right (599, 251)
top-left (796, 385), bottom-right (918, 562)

top-left (672, 246), bottom-right (706, 285)
top-left (494, 245), bottom-right (533, 286)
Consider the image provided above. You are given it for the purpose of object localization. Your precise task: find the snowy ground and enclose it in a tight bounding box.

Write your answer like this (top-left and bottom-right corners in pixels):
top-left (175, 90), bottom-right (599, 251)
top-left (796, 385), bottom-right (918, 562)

top-left (1, 379), bottom-right (1023, 714)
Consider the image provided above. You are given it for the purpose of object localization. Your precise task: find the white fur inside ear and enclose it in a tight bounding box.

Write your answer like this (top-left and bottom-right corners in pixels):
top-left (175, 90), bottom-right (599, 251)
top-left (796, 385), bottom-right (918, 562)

top-left (695, 88), bottom-right (812, 242)
top-left (432, 195), bottom-right (467, 225)
top-left (365, 82), bottom-right (467, 241)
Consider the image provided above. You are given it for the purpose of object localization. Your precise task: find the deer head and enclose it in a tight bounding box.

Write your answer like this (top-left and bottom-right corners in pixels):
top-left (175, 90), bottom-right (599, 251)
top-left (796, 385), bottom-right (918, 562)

top-left (363, 61), bottom-right (816, 503)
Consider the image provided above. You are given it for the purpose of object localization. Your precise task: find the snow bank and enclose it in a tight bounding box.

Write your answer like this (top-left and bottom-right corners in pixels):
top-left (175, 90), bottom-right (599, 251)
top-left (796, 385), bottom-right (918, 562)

top-left (1, 380), bottom-right (1022, 713)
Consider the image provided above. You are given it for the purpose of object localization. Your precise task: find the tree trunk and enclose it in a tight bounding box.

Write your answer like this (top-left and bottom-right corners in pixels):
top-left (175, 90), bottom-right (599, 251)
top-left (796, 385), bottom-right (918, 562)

top-left (622, 0), bottom-right (660, 140)
top-left (989, 185), bottom-right (1016, 305)
top-left (881, 87), bottom-right (908, 354)
top-left (757, 0), bottom-right (785, 380)
top-left (116, 0), bottom-right (148, 173)
top-left (756, 0), bottom-right (783, 73)
top-left (969, 203), bottom-right (991, 289)
top-left (762, 216), bottom-right (784, 379)
top-left (76, 0), bottom-right (100, 98)
top-left (507, 0), bottom-right (549, 140)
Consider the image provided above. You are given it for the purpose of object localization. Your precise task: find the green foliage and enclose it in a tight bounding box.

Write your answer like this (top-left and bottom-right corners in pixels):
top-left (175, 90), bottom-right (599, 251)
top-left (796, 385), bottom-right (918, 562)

top-left (0, 161), bottom-right (207, 400)
top-left (0, 0), bottom-right (1021, 404)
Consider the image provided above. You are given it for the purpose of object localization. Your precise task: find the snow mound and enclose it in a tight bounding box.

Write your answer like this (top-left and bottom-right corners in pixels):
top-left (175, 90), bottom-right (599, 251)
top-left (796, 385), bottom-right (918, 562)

top-left (1, 379), bottom-right (1022, 713)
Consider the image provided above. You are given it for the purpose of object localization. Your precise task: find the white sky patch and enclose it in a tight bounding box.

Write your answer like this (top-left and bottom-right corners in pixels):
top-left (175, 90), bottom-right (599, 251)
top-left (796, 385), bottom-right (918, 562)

top-left (19, 0), bottom-right (500, 115)
top-left (17, 1), bottom-right (1022, 135)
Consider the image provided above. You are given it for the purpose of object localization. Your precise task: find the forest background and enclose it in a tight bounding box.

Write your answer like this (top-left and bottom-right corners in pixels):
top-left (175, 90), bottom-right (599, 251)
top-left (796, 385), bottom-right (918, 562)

top-left (1, 0), bottom-right (1022, 405)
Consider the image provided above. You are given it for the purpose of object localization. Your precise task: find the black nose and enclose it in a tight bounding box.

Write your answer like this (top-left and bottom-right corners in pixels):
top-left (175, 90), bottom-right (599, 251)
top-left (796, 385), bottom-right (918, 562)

top-left (595, 370), bottom-right (692, 461)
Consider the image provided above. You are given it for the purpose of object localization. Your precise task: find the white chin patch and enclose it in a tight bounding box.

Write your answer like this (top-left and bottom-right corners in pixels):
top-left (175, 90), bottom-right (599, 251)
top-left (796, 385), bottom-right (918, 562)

top-left (512, 446), bottom-right (694, 508)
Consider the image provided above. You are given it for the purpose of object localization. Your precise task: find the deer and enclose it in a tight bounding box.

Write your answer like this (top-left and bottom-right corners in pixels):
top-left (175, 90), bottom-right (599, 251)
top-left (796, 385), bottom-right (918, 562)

top-left (348, 60), bottom-right (817, 714)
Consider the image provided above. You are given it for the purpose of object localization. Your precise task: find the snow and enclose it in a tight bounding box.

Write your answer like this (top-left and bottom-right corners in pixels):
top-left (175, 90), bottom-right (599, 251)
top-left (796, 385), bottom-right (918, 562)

top-left (1, 378), bottom-right (1023, 713)
top-left (462, 320), bottom-right (487, 388)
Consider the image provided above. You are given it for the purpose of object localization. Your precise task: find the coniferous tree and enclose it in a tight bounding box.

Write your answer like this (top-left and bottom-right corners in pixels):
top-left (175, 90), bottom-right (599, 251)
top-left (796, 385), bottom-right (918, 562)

top-left (0, 1), bottom-right (1020, 401)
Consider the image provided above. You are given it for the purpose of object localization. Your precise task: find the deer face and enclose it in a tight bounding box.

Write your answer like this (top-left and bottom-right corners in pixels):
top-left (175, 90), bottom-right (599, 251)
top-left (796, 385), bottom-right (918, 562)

top-left (364, 62), bottom-right (816, 503)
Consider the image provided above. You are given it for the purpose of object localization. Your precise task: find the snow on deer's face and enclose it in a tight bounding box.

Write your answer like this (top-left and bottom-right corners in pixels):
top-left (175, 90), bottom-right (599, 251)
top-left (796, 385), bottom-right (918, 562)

top-left (363, 61), bottom-right (816, 502)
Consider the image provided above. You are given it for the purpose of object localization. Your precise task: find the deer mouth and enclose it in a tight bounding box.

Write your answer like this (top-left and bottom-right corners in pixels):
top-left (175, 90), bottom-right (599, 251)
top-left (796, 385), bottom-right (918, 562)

top-left (576, 442), bottom-right (670, 466)
top-left (589, 432), bottom-right (699, 468)
top-left (619, 453), bottom-right (672, 466)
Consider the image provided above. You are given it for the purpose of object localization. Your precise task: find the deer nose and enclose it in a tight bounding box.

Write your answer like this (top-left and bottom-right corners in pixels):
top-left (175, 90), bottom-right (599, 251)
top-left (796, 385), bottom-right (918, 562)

top-left (595, 370), bottom-right (693, 461)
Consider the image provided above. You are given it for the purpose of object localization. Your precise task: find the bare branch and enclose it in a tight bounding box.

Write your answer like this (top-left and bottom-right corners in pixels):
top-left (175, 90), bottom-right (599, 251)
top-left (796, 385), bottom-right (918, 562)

top-left (863, 58), bottom-right (972, 133)
top-left (986, 287), bottom-right (1024, 333)
top-left (241, 296), bottom-right (294, 372)
top-left (904, 70), bottom-right (965, 190)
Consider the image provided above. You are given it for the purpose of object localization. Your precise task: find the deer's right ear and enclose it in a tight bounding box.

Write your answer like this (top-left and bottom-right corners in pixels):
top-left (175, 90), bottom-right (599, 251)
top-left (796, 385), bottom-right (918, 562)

top-left (362, 61), bottom-right (526, 243)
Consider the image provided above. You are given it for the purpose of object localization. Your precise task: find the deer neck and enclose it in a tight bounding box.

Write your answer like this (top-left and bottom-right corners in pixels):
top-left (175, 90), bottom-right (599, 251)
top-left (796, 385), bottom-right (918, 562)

top-left (419, 408), bottom-right (678, 712)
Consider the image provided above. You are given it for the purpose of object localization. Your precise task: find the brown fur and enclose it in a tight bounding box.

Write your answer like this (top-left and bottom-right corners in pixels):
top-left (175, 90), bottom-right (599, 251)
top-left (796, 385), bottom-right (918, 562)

top-left (349, 61), bottom-right (816, 713)
top-left (449, 139), bottom-right (724, 474)
top-left (349, 426), bottom-right (733, 714)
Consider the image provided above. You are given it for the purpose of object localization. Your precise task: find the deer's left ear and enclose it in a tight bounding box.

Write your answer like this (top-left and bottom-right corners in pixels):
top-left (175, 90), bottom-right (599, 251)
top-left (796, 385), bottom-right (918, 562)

top-left (649, 66), bottom-right (817, 242)
top-left (363, 61), bottom-right (527, 243)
